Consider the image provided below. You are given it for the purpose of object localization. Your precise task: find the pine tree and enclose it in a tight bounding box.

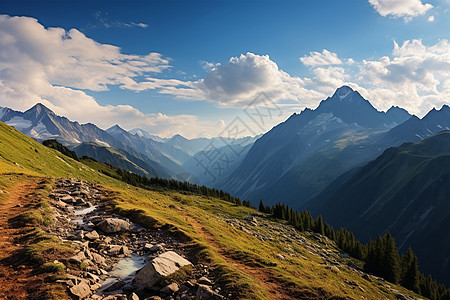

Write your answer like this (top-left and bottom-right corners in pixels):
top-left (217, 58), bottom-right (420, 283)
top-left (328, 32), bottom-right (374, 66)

top-left (259, 200), bottom-right (265, 212)
top-left (400, 247), bottom-right (420, 293)
top-left (314, 215), bottom-right (325, 235)
top-left (383, 232), bottom-right (400, 284)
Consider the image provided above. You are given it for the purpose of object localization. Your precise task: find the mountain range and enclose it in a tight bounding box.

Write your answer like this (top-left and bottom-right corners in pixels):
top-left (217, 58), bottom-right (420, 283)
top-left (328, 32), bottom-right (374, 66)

top-left (2, 85), bottom-right (450, 286)
top-left (0, 104), bottom-right (256, 183)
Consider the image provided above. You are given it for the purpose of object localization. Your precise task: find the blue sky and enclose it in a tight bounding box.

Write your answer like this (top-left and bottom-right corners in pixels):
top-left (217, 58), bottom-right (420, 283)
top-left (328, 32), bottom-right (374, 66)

top-left (1, 0), bottom-right (450, 137)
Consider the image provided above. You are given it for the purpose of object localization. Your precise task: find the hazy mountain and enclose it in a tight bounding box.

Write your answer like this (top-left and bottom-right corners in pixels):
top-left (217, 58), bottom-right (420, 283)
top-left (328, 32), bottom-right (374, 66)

top-left (383, 105), bottom-right (450, 147)
top-left (73, 142), bottom-right (170, 178)
top-left (106, 125), bottom-right (190, 175)
top-left (129, 128), bottom-right (168, 143)
top-left (307, 131), bottom-right (450, 285)
top-left (219, 86), bottom-right (411, 207)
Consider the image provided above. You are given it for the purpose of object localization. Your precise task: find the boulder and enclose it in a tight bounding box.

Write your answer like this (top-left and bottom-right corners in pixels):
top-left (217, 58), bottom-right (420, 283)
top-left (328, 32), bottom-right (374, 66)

top-left (69, 280), bottom-right (91, 299)
top-left (97, 218), bottom-right (131, 233)
top-left (134, 251), bottom-right (192, 289)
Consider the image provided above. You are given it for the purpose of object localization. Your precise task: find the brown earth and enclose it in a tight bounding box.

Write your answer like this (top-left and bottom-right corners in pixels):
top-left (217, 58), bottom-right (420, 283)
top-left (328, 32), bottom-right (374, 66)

top-left (0, 178), bottom-right (46, 300)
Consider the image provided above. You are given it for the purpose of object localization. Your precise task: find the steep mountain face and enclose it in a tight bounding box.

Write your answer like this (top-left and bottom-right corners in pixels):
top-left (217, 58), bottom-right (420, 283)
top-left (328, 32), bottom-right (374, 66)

top-left (219, 86), bottom-right (412, 207)
top-left (307, 131), bottom-right (450, 285)
top-left (73, 142), bottom-right (170, 179)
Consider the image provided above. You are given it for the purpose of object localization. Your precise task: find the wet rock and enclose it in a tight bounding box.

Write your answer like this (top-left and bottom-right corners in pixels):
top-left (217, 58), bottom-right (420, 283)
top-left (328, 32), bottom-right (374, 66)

top-left (122, 283), bottom-right (136, 292)
top-left (161, 282), bottom-right (179, 294)
top-left (134, 251), bottom-right (192, 289)
top-left (69, 280), bottom-right (91, 299)
top-left (196, 284), bottom-right (224, 300)
top-left (97, 218), bottom-right (131, 233)
top-left (104, 280), bottom-right (126, 292)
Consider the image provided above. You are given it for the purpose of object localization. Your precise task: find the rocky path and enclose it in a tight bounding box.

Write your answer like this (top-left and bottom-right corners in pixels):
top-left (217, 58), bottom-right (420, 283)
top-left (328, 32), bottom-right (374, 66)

top-left (48, 178), bottom-right (227, 300)
top-left (0, 178), bottom-right (41, 300)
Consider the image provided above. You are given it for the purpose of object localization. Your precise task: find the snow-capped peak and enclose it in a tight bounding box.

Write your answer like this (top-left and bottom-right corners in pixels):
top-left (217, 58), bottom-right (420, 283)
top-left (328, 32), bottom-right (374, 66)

top-left (334, 85), bottom-right (354, 100)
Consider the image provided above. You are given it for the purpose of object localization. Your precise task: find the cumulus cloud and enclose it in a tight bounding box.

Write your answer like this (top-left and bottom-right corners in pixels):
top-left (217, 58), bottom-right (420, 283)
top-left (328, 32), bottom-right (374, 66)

top-left (358, 39), bottom-right (450, 114)
top-left (300, 49), bottom-right (343, 67)
top-left (369, 0), bottom-right (433, 20)
top-left (0, 14), bottom-right (203, 138)
top-left (192, 52), bottom-right (324, 107)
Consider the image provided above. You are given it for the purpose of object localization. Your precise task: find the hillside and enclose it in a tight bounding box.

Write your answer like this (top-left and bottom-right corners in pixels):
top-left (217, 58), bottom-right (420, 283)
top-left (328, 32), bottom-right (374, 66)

top-left (73, 141), bottom-right (171, 179)
top-left (307, 131), bottom-right (450, 286)
top-left (0, 121), bottom-right (428, 299)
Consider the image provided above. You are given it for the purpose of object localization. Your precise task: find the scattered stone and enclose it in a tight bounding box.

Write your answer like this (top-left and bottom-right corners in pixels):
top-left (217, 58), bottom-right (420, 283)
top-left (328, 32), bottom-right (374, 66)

top-left (128, 292), bottom-right (140, 300)
top-left (134, 251), bottom-right (192, 289)
top-left (84, 230), bottom-right (100, 241)
top-left (70, 251), bottom-right (87, 264)
top-left (97, 218), bottom-right (131, 233)
top-left (198, 276), bottom-right (213, 285)
top-left (69, 280), bottom-right (91, 299)
top-left (91, 252), bottom-right (106, 265)
top-left (149, 243), bottom-right (164, 252)
top-left (144, 243), bottom-right (154, 251)
top-left (196, 284), bottom-right (224, 300)
top-left (276, 254), bottom-right (285, 260)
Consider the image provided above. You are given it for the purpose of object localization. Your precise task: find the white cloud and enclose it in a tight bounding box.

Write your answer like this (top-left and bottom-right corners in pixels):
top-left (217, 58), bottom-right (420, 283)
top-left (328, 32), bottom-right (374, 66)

top-left (300, 49), bottom-right (343, 67)
top-left (358, 39), bottom-right (450, 114)
top-left (369, 0), bottom-right (433, 20)
top-left (428, 15), bottom-right (435, 22)
top-left (191, 53), bottom-right (325, 107)
top-left (0, 15), bottom-right (204, 138)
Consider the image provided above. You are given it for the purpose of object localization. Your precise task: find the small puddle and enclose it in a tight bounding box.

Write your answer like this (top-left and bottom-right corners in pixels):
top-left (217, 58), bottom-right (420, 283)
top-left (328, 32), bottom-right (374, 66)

top-left (72, 219), bottom-right (84, 225)
top-left (99, 254), bottom-right (148, 291)
top-left (73, 205), bottom-right (98, 216)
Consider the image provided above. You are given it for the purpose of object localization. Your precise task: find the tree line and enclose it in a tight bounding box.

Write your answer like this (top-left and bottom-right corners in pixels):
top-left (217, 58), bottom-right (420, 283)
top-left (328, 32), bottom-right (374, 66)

top-left (258, 200), bottom-right (450, 300)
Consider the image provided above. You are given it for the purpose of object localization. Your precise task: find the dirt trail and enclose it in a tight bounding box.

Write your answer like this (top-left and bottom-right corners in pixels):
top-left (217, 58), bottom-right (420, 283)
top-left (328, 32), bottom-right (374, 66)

top-left (0, 178), bottom-right (40, 300)
top-left (186, 215), bottom-right (295, 300)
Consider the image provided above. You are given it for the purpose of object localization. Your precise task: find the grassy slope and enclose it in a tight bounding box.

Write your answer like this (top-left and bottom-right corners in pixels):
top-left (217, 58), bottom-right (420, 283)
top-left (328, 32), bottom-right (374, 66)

top-left (0, 122), bottom-right (421, 300)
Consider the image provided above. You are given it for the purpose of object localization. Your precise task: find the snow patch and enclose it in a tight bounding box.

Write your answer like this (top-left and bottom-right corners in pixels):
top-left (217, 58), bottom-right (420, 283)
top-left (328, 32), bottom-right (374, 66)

top-left (95, 139), bottom-right (111, 147)
top-left (28, 122), bottom-right (58, 140)
top-left (5, 117), bottom-right (32, 130)
top-left (437, 124), bottom-right (443, 129)
top-left (415, 134), bottom-right (423, 140)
